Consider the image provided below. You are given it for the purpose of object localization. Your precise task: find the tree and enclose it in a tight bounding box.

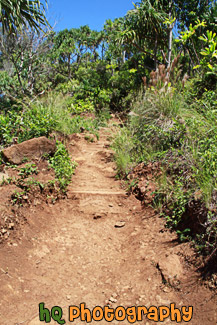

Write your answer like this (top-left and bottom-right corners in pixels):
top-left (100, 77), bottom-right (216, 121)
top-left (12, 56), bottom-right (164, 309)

top-left (51, 29), bottom-right (77, 79)
top-left (122, 0), bottom-right (168, 69)
top-left (0, 0), bottom-right (48, 35)
top-left (0, 25), bottom-right (54, 96)
top-left (174, 0), bottom-right (216, 30)
top-left (103, 18), bottom-right (126, 66)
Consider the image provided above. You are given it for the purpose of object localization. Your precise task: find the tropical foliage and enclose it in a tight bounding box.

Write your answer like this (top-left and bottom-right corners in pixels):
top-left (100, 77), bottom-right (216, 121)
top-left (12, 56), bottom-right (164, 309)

top-left (0, 0), bottom-right (48, 34)
top-left (0, 0), bottom-right (217, 272)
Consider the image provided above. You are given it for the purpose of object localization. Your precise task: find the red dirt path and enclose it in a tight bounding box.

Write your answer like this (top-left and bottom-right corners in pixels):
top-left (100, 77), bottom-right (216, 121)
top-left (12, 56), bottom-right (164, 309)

top-left (0, 126), bottom-right (216, 324)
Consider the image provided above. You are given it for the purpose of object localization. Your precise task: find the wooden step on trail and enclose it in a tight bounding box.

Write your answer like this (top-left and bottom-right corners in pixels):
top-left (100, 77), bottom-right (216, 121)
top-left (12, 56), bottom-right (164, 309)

top-left (67, 190), bottom-right (127, 196)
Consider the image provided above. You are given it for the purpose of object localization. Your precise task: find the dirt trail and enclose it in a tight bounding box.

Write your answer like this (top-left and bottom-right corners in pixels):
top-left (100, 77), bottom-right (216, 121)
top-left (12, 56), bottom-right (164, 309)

top-left (0, 126), bottom-right (216, 325)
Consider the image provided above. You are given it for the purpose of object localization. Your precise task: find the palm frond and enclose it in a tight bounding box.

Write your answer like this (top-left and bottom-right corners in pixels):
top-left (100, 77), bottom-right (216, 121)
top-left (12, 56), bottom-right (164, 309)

top-left (0, 0), bottom-right (49, 34)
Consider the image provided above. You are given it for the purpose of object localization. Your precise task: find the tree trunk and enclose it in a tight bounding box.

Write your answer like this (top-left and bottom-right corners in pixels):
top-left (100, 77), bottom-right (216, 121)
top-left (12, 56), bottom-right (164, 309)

top-left (68, 54), bottom-right (71, 79)
top-left (101, 44), bottom-right (104, 60)
top-left (11, 51), bottom-right (24, 94)
top-left (167, 0), bottom-right (173, 68)
top-left (123, 50), bottom-right (126, 64)
top-left (27, 51), bottom-right (34, 95)
top-left (27, 35), bottom-right (34, 95)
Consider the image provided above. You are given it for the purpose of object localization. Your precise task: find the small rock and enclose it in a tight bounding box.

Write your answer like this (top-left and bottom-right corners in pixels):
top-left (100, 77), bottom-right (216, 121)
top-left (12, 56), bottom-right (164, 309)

top-left (109, 204), bottom-right (113, 207)
top-left (105, 167), bottom-right (114, 173)
top-left (8, 284), bottom-right (13, 291)
top-left (141, 255), bottom-right (146, 261)
top-left (8, 223), bottom-right (14, 230)
top-left (118, 203), bottom-right (122, 206)
top-left (66, 295), bottom-right (71, 300)
top-left (163, 287), bottom-right (170, 293)
top-left (112, 293), bottom-right (118, 298)
top-left (109, 297), bottom-right (117, 303)
top-left (115, 221), bottom-right (125, 228)
top-left (93, 215), bottom-right (102, 220)
top-left (157, 254), bottom-right (183, 286)
top-left (122, 286), bottom-right (130, 290)
top-left (1, 229), bottom-right (7, 234)
top-left (208, 318), bottom-right (214, 322)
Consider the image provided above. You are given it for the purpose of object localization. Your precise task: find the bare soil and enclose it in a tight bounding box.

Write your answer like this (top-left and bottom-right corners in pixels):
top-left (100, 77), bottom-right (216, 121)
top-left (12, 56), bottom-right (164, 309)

top-left (0, 126), bottom-right (216, 325)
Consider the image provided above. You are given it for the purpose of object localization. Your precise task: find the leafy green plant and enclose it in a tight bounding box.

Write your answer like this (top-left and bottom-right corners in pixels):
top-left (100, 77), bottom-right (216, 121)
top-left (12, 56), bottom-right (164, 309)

top-left (68, 98), bottom-right (95, 114)
top-left (198, 30), bottom-right (217, 73)
top-left (49, 141), bottom-right (77, 191)
top-left (0, 176), bottom-right (13, 186)
top-left (84, 135), bottom-right (95, 143)
top-left (11, 190), bottom-right (27, 206)
top-left (126, 178), bottom-right (139, 193)
top-left (18, 163), bottom-right (38, 179)
top-left (0, 102), bottom-right (57, 146)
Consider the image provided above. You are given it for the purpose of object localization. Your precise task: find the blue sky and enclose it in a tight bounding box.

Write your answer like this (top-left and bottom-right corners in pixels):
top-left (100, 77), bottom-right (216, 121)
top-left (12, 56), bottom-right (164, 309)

top-left (47, 0), bottom-right (134, 32)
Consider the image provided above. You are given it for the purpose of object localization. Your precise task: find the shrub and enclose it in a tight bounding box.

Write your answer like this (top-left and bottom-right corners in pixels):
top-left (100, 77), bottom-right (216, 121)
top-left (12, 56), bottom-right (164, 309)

top-left (49, 141), bottom-right (77, 191)
top-left (113, 78), bottom-right (217, 269)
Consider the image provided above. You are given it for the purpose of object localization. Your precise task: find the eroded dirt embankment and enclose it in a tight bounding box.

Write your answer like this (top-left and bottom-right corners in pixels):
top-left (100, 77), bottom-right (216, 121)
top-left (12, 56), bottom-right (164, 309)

top-left (0, 126), bottom-right (216, 325)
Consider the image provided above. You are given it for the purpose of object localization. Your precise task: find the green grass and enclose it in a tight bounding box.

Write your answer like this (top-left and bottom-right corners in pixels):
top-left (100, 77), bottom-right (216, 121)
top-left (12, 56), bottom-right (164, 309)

top-left (0, 91), bottom-right (111, 148)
